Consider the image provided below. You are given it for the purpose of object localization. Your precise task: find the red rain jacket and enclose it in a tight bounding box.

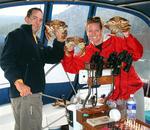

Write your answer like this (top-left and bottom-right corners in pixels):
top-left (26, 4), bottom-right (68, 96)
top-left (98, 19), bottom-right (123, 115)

top-left (61, 34), bottom-right (143, 100)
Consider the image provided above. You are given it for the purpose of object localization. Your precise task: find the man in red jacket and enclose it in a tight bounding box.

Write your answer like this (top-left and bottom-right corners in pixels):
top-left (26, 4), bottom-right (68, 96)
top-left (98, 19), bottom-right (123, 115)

top-left (61, 16), bottom-right (144, 121)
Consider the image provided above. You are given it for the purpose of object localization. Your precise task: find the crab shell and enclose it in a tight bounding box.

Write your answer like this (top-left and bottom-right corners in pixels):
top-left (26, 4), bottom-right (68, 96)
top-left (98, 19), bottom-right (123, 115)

top-left (105, 16), bottom-right (131, 34)
top-left (45, 19), bottom-right (68, 39)
top-left (65, 37), bottom-right (86, 56)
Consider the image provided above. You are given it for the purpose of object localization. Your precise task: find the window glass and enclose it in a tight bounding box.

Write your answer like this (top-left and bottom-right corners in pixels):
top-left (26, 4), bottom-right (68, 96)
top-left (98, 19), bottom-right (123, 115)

top-left (96, 7), bottom-right (150, 80)
top-left (46, 4), bottom-right (89, 87)
top-left (0, 4), bottom-right (44, 51)
top-left (52, 4), bottom-right (89, 37)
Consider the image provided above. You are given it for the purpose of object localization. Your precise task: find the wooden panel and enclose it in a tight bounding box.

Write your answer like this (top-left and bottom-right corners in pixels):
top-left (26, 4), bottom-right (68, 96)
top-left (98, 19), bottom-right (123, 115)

top-left (76, 105), bottom-right (110, 125)
top-left (88, 76), bottom-right (113, 86)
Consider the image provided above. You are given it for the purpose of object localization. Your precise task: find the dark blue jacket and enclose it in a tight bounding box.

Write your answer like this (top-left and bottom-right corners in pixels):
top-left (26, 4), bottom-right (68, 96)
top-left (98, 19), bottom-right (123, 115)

top-left (0, 24), bottom-right (65, 98)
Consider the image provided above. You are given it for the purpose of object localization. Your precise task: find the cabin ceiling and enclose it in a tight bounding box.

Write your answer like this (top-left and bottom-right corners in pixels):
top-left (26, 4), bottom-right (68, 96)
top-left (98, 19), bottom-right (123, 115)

top-left (0, 0), bottom-right (149, 18)
top-left (83, 0), bottom-right (150, 18)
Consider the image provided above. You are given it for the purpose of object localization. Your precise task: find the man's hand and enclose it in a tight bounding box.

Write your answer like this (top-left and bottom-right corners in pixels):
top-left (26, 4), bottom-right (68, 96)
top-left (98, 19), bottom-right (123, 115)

top-left (14, 80), bottom-right (32, 96)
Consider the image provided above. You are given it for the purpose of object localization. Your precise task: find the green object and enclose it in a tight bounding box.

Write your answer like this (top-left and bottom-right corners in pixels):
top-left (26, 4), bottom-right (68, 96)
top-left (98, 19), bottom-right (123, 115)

top-left (145, 111), bottom-right (150, 124)
top-left (83, 113), bottom-right (89, 117)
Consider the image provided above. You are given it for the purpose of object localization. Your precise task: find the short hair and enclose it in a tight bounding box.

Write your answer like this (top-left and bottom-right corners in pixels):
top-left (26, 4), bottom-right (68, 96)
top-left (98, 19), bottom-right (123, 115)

top-left (86, 16), bottom-right (103, 30)
top-left (26, 7), bottom-right (43, 17)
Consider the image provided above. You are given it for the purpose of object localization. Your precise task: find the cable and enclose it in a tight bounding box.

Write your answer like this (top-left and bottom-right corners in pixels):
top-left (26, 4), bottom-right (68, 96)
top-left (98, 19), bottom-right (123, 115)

top-left (63, 69), bottom-right (77, 95)
top-left (40, 93), bottom-right (63, 101)
top-left (45, 63), bottom-right (59, 77)
top-left (40, 92), bottom-right (70, 129)
top-left (42, 114), bottom-right (66, 129)
top-left (45, 62), bottom-right (77, 95)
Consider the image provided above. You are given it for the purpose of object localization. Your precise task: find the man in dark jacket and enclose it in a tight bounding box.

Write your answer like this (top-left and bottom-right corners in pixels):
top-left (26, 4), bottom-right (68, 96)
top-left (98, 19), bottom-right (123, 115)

top-left (0, 7), bottom-right (65, 130)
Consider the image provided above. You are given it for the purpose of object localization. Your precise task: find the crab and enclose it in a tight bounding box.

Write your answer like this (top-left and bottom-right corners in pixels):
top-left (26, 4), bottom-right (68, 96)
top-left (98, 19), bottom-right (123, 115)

top-left (105, 16), bottom-right (131, 36)
top-left (65, 37), bottom-right (86, 57)
top-left (45, 19), bottom-right (68, 40)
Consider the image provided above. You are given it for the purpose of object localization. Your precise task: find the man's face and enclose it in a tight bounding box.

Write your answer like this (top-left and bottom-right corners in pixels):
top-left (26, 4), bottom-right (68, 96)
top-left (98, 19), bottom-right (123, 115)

top-left (25, 10), bottom-right (43, 34)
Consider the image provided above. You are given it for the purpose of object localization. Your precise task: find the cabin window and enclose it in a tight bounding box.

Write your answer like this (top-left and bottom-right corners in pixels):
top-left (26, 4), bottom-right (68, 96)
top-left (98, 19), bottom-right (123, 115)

top-left (0, 4), bottom-right (44, 55)
top-left (52, 4), bottom-right (89, 37)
